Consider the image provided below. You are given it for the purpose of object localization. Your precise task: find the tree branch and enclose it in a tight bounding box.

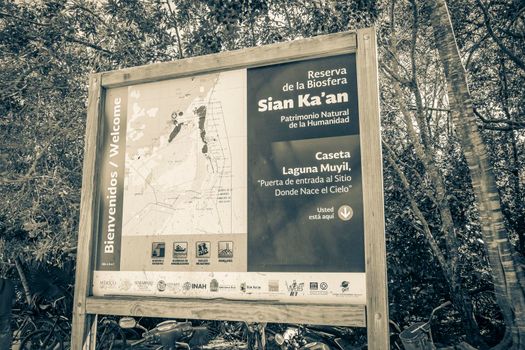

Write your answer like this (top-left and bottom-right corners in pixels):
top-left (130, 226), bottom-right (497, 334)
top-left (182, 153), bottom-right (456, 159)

top-left (384, 140), bottom-right (453, 281)
top-left (15, 257), bottom-right (33, 306)
top-left (465, 33), bottom-right (490, 70)
top-left (0, 8), bottom-right (113, 55)
top-left (473, 108), bottom-right (525, 130)
top-left (408, 106), bottom-right (450, 113)
top-left (0, 114), bottom-right (80, 185)
top-left (384, 46), bottom-right (413, 81)
top-left (166, 0), bottom-right (184, 59)
top-left (62, 35), bottom-right (113, 55)
top-left (476, 0), bottom-right (525, 72)
top-left (69, 4), bottom-right (108, 27)
top-left (380, 63), bottom-right (412, 86)
top-left (0, 10), bottom-right (49, 26)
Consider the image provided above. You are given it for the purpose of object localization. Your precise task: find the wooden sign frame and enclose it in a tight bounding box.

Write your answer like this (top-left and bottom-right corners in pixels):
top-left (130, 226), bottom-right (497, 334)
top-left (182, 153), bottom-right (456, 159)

top-left (72, 28), bottom-right (387, 349)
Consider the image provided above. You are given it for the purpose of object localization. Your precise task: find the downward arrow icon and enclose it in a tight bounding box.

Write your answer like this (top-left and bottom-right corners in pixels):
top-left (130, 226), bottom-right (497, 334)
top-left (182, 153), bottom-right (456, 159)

top-left (338, 205), bottom-right (353, 221)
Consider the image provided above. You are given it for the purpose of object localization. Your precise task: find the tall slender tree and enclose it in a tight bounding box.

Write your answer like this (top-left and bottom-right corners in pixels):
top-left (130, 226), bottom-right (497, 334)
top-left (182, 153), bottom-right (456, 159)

top-left (430, 0), bottom-right (525, 347)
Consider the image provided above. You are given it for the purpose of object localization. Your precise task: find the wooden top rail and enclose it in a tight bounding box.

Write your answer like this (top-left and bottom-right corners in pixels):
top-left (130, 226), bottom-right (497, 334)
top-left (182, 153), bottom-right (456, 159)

top-left (101, 31), bottom-right (357, 88)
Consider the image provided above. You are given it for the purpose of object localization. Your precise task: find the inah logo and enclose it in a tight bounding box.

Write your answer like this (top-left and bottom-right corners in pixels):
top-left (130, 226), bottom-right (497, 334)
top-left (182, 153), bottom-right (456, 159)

top-left (183, 282), bottom-right (192, 291)
top-left (240, 282), bottom-right (247, 293)
top-left (192, 283), bottom-right (207, 290)
top-left (286, 280), bottom-right (304, 296)
top-left (341, 281), bottom-right (349, 293)
top-left (310, 282), bottom-right (319, 290)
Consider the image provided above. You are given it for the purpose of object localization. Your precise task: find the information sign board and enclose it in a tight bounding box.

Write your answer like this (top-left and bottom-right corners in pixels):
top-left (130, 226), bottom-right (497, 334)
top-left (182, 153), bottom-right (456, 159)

top-left (92, 53), bottom-right (366, 304)
top-left (72, 29), bottom-right (387, 349)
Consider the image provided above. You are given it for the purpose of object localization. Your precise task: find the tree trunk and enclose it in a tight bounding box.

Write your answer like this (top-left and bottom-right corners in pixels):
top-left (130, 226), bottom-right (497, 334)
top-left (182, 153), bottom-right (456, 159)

top-left (430, 0), bottom-right (525, 348)
top-left (510, 130), bottom-right (525, 255)
top-left (385, 3), bottom-right (485, 342)
top-left (14, 257), bottom-right (32, 306)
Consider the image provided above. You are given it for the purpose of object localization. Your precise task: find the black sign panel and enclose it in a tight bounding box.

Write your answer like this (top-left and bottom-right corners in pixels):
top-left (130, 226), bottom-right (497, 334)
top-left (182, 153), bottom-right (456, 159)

top-left (96, 87), bottom-right (128, 271)
top-left (247, 54), bottom-right (364, 272)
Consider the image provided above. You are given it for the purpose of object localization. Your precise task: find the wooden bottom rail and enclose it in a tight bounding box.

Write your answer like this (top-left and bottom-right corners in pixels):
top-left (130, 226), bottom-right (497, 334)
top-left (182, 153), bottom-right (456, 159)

top-left (85, 296), bottom-right (366, 327)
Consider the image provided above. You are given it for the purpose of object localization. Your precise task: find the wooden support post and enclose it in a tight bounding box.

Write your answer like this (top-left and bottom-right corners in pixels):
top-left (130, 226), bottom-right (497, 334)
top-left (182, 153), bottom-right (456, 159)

top-left (357, 27), bottom-right (390, 349)
top-left (71, 74), bottom-right (104, 350)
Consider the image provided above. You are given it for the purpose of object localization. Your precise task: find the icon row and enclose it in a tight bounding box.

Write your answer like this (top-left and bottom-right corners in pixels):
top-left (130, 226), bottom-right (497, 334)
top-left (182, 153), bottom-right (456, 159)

top-left (151, 241), bottom-right (234, 259)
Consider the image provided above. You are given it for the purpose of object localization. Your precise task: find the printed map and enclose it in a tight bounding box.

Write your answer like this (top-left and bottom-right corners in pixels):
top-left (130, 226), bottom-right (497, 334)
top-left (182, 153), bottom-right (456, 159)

top-left (122, 70), bottom-right (247, 236)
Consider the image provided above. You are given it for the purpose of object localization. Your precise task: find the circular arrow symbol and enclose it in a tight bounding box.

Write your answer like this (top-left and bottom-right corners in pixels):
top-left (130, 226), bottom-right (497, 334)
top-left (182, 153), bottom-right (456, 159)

top-left (337, 205), bottom-right (353, 221)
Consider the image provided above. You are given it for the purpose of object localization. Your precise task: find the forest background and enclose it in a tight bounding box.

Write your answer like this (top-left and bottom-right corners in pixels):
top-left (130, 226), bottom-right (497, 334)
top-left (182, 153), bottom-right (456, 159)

top-left (0, 0), bottom-right (524, 349)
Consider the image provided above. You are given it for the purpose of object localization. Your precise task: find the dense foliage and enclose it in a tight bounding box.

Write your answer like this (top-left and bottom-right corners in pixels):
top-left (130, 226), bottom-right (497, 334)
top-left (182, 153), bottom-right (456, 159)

top-left (1, 0), bottom-right (523, 348)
